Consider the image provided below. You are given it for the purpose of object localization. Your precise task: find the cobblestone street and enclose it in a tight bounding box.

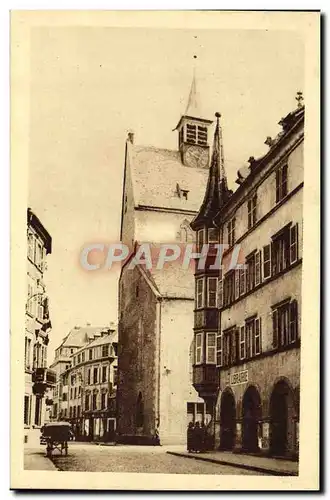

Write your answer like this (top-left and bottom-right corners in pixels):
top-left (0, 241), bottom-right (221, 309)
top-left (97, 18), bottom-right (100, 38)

top-left (47, 443), bottom-right (265, 474)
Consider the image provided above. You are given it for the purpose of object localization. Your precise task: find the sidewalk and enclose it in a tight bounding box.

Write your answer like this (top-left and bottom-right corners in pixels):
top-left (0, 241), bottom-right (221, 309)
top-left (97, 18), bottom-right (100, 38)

top-left (167, 449), bottom-right (299, 476)
top-left (24, 447), bottom-right (58, 471)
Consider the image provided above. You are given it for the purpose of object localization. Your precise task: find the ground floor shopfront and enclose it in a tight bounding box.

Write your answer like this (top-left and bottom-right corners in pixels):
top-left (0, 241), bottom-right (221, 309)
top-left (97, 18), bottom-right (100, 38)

top-left (214, 348), bottom-right (300, 459)
top-left (69, 408), bottom-right (117, 442)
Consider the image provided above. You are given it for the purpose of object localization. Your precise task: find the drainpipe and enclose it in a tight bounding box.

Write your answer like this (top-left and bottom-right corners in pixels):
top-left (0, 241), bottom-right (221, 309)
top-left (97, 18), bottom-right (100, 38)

top-left (155, 298), bottom-right (162, 439)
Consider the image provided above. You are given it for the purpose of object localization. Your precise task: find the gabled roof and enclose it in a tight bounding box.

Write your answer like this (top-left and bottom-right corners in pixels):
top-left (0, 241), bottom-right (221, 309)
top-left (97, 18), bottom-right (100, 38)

top-left (59, 326), bottom-right (109, 349)
top-left (127, 142), bottom-right (209, 213)
top-left (74, 329), bottom-right (118, 355)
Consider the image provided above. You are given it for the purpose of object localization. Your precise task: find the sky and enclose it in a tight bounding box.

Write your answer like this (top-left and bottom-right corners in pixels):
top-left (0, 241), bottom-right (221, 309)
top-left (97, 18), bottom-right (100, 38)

top-left (28, 26), bottom-right (304, 361)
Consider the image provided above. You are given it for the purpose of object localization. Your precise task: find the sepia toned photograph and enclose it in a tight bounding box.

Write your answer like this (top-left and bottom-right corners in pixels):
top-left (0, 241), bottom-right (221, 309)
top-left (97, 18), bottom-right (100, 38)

top-left (11, 10), bottom-right (320, 491)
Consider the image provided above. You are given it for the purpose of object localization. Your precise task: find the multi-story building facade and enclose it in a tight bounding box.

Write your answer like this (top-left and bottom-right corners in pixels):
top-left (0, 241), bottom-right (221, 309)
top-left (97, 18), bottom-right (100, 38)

top-left (25, 208), bottom-right (56, 445)
top-left (191, 97), bottom-right (304, 459)
top-left (117, 73), bottom-right (212, 445)
top-left (51, 326), bottom-right (118, 441)
top-left (50, 325), bottom-right (108, 420)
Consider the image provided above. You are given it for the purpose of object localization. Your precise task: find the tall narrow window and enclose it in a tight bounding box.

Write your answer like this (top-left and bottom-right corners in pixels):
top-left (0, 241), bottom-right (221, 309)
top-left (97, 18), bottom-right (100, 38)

top-left (255, 250), bottom-right (262, 286)
top-left (208, 228), bottom-right (218, 243)
top-left (239, 267), bottom-right (246, 296)
top-left (207, 277), bottom-right (218, 307)
top-left (196, 278), bottom-right (204, 309)
top-left (227, 218), bottom-right (236, 247)
top-left (289, 300), bottom-right (298, 343)
top-left (24, 395), bottom-right (30, 426)
top-left (276, 164), bottom-right (288, 203)
top-left (102, 366), bottom-right (107, 383)
top-left (216, 333), bottom-right (223, 367)
top-left (290, 224), bottom-right (298, 264)
top-left (240, 326), bottom-right (246, 359)
top-left (255, 318), bottom-right (261, 355)
top-left (218, 269), bottom-right (223, 308)
top-left (247, 194), bottom-right (257, 229)
top-left (263, 244), bottom-right (271, 279)
top-left (206, 333), bottom-right (216, 364)
top-left (93, 367), bottom-right (98, 384)
top-left (195, 333), bottom-right (203, 364)
top-left (235, 269), bottom-right (240, 300)
top-left (246, 254), bottom-right (256, 292)
top-left (197, 229), bottom-right (204, 252)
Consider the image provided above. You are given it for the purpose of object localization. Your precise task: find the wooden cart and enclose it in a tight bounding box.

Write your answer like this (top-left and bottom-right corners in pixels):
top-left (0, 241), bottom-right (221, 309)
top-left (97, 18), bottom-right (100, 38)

top-left (40, 422), bottom-right (73, 458)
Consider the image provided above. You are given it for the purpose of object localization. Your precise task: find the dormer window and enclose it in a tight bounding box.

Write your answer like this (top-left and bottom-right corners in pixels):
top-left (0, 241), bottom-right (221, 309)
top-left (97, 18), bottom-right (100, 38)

top-left (176, 183), bottom-right (189, 200)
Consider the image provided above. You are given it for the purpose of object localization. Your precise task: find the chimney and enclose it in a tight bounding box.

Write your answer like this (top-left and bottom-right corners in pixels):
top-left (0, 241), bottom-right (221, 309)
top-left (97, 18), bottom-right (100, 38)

top-left (127, 130), bottom-right (134, 144)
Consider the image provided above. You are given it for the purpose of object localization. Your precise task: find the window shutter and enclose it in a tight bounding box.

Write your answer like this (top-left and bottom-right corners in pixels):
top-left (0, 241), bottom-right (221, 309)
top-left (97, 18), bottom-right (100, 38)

top-left (235, 269), bottom-right (240, 300)
top-left (290, 224), bottom-right (298, 264)
top-left (276, 169), bottom-right (280, 203)
top-left (218, 269), bottom-right (223, 308)
top-left (255, 317), bottom-right (261, 355)
top-left (272, 309), bottom-right (279, 348)
top-left (240, 326), bottom-right (246, 359)
top-left (239, 267), bottom-right (246, 296)
top-left (216, 333), bottom-right (223, 367)
top-left (245, 324), bottom-right (250, 359)
top-left (255, 250), bottom-right (261, 285)
top-left (289, 300), bottom-right (298, 343)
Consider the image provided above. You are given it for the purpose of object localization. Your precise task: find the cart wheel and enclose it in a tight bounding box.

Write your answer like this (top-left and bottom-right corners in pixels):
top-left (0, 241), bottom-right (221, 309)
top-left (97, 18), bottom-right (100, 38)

top-left (65, 443), bottom-right (68, 456)
top-left (46, 445), bottom-right (52, 458)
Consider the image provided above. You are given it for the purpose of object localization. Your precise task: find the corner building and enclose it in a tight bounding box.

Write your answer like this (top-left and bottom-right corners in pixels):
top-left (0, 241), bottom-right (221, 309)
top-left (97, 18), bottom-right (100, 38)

top-left (191, 100), bottom-right (304, 459)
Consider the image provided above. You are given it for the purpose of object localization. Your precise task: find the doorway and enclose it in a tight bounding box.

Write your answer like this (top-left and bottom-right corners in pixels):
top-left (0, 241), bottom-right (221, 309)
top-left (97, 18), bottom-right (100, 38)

top-left (220, 390), bottom-right (236, 450)
top-left (242, 386), bottom-right (261, 452)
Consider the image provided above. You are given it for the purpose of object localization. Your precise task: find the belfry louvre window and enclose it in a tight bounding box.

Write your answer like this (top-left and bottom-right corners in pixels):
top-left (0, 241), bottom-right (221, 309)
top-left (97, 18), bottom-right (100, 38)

top-left (197, 126), bottom-right (208, 146)
top-left (186, 124), bottom-right (197, 144)
top-left (196, 278), bottom-right (204, 309)
top-left (272, 300), bottom-right (298, 348)
top-left (276, 164), bottom-right (288, 203)
top-left (207, 277), bottom-right (218, 307)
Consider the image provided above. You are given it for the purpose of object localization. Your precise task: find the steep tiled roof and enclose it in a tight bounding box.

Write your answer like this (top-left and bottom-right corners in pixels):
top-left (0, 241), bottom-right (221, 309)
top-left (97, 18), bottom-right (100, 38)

top-left (59, 326), bottom-right (109, 348)
top-left (74, 329), bottom-right (118, 354)
top-left (128, 143), bottom-right (209, 212)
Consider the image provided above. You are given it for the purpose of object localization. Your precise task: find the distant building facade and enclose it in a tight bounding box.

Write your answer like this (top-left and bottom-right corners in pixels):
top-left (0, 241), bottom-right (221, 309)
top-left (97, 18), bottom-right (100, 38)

top-left (51, 326), bottom-right (118, 442)
top-left (191, 98), bottom-right (304, 459)
top-left (117, 74), bottom-right (212, 445)
top-left (25, 208), bottom-right (55, 445)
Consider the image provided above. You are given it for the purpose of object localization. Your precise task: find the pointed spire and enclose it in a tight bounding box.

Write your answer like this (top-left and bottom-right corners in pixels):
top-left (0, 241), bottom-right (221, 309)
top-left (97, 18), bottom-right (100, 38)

top-left (190, 112), bottom-right (230, 230)
top-left (184, 66), bottom-right (203, 119)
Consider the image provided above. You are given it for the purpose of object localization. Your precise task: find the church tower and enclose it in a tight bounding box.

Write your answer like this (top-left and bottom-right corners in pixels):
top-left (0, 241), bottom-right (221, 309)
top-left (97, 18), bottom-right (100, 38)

top-left (174, 70), bottom-right (213, 169)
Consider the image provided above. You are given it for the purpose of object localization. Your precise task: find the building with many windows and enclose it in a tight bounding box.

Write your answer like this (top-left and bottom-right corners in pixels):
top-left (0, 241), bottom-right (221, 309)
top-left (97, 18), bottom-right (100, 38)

top-left (50, 325), bottom-right (109, 421)
top-left (51, 325), bottom-right (118, 442)
top-left (25, 208), bottom-right (55, 445)
top-left (191, 97), bottom-right (304, 459)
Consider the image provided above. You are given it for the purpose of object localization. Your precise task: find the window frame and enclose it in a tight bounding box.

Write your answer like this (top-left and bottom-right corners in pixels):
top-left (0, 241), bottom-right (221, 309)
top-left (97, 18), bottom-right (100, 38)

top-left (206, 332), bottom-right (216, 364)
top-left (207, 277), bottom-right (218, 308)
top-left (195, 333), bottom-right (203, 365)
top-left (196, 278), bottom-right (204, 309)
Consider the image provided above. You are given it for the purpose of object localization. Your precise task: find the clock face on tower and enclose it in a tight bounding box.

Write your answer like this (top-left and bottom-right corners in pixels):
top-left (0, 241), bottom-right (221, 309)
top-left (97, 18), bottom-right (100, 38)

top-left (185, 145), bottom-right (209, 169)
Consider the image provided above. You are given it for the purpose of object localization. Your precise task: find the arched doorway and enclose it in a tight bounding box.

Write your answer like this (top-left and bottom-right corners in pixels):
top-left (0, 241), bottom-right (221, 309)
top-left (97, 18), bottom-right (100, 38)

top-left (242, 386), bottom-right (261, 452)
top-left (220, 390), bottom-right (236, 450)
top-left (270, 380), bottom-right (295, 456)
